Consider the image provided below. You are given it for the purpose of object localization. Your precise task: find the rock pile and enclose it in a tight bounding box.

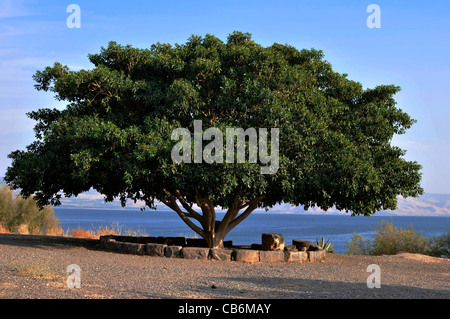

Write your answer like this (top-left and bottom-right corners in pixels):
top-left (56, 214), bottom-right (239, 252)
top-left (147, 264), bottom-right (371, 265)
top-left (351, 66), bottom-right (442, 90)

top-left (99, 233), bottom-right (326, 263)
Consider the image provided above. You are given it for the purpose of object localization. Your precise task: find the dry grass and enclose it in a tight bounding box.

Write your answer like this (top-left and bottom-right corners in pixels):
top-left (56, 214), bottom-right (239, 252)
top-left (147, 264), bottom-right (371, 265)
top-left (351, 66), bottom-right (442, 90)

top-left (16, 224), bottom-right (30, 235)
top-left (70, 227), bottom-right (96, 239)
top-left (70, 225), bottom-right (118, 239)
top-left (44, 226), bottom-right (70, 237)
top-left (0, 223), bottom-right (11, 234)
top-left (1, 221), bottom-right (124, 239)
top-left (15, 262), bottom-right (59, 279)
top-left (1, 221), bottom-right (120, 239)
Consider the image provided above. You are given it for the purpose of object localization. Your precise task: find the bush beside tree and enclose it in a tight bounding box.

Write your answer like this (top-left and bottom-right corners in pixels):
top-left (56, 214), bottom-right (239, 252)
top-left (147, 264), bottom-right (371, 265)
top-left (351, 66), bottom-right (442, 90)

top-left (345, 219), bottom-right (449, 258)
top-left (0, 184), bottom-right (59, 234)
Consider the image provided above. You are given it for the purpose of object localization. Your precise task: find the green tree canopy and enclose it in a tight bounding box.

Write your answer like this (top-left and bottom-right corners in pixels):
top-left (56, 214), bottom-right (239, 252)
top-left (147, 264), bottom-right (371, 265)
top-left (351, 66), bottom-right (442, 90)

top-left (5, 32), bottom-right (423, 248)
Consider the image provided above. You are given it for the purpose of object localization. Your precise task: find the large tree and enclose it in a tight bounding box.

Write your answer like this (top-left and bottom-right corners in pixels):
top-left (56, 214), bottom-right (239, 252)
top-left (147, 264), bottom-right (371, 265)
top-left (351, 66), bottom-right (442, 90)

top-left (5, 32), bottom-right (423, 248)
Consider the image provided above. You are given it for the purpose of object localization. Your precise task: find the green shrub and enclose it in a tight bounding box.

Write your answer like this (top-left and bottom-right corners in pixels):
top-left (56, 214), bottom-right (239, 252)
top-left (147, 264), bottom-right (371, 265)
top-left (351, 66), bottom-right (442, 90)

top-left (370, 219), bottom-right (429, 255)
top-left (344, 233), bottom-right (372, 255)
top-left (427, 232), bottom-right (450, 258)
top-left (0, 184), bottom-right (59, 234)
top-left (345, 219), bottom-right (430, 256)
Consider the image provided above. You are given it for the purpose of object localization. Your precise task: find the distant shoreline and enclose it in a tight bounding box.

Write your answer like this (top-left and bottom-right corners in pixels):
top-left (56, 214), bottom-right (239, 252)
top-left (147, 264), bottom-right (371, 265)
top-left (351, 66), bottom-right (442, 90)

top-left (54, 191), bottom-right (450, 216)
top-left (53, 205), bottom-right (450, 217)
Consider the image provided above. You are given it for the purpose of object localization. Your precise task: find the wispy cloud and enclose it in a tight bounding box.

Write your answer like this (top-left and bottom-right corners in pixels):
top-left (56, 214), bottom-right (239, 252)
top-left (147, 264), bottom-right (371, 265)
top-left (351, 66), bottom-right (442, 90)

top-left (0, 24), bottom-right (23, 37)
top-left (0, 0), bottom-right (37, 18)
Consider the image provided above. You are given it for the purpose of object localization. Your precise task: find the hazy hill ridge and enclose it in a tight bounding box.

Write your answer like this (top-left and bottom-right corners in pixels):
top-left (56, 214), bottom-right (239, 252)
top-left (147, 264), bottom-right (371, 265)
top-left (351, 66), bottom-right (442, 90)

top-left (58, 190), bottom-right (450, 216)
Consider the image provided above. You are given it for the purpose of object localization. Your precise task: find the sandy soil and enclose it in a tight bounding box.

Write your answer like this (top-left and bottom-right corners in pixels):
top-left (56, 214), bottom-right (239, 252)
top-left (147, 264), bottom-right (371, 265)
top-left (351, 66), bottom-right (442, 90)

top-left (0, 234), bottom-right (448, 300)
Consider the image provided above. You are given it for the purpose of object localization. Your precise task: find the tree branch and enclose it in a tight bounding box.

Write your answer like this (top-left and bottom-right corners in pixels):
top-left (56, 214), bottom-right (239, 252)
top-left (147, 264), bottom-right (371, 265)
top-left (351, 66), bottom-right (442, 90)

top-left (160, 198), bottom-right (177, 211)
top-left (237, 195), bottom-right (265, 210)
top-left (194, 188), bottom-right (203, 207)
top-left (220, 194), bottom-right (241, 227)
top-left (174, 189), bottom-right (202, 221)
top-left (162, 189), bottom-right (206, 238)
top-left (228, 194), bottom-right (265, 232)
top-left (214, 194), bottom-right (241, 237)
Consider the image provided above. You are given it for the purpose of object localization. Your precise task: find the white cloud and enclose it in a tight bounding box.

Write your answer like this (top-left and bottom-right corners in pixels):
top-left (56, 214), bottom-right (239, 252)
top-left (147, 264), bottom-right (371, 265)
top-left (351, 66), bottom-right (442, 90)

top-left (391, 139), bottom-right (432, 152)
top-left (0, 0), bottom-right (36, 18)
top-left (75, 193), bottom-right (107, 201)
top-left (0, 25), bottom-right (23, 37)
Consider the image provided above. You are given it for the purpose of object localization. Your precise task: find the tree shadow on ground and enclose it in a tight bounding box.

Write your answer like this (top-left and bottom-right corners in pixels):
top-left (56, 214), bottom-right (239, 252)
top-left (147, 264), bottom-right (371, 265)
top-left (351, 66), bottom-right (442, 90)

top-left (0, 233), bottom-right (99, 250)
top-left (192, 275), bottom-right (449, 299)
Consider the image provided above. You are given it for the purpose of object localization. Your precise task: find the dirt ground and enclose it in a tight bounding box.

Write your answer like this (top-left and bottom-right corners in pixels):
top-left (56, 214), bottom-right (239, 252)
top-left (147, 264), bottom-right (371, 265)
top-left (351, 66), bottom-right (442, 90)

top-left (0, 233), bottom-right (448, 300)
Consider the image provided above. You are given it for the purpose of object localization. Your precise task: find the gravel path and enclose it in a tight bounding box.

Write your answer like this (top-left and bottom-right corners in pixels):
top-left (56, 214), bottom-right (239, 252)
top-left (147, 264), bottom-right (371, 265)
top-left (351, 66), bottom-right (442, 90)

top-left (0, 234), bottom-right (448, 299)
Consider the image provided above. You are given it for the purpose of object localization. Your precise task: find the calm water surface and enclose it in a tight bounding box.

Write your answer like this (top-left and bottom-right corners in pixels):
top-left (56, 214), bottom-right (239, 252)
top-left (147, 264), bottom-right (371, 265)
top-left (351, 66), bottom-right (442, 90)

top-left (54, 208), bottom-right (450, 254)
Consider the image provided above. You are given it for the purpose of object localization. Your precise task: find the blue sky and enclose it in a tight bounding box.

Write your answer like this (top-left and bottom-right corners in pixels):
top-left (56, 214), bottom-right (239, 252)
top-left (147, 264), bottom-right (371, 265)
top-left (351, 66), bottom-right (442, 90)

top-left (0, 0), bottom-right (449, 194)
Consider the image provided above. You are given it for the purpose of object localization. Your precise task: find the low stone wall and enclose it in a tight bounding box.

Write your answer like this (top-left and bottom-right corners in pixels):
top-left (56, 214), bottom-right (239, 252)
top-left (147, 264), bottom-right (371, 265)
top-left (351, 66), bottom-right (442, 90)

top-left (99, 234), bottom-right (326, 263)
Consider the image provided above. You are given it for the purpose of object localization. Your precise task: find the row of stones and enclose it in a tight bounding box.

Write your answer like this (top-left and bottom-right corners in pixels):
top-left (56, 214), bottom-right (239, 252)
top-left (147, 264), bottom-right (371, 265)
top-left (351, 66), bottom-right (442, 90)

top-left (99, 237), bottom-right (326, 263)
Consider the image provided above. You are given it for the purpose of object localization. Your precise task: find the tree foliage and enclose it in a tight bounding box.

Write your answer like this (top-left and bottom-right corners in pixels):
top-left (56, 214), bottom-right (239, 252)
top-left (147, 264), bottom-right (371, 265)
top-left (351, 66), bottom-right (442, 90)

top-left (5, 32), bottom-right (423, 247)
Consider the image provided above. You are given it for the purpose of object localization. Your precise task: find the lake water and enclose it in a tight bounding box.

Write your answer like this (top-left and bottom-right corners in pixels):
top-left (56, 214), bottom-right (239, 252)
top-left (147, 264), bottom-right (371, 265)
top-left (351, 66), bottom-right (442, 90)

top-left (54, 208), bottom-right (450, 254)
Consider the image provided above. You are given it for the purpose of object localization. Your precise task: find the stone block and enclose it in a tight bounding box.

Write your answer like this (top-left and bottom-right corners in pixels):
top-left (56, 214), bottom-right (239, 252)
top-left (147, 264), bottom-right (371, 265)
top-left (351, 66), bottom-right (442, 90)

top-left (292, 240), bottom-right (313, 251)
top-left (186, 238), bottom-right (208, 247)
top-left (317, 249), bottom-right (326, 259)
top-left (284, 251), bottom-right (308, 263)
top-left (181, 247), bottom-right (210, 260)
top-left (232, 245), bottom-right (252, 249)
top-left (231, 249), bottom-right (260, 263)
top-left (261, 233), bottom-right (285, 251)
top-left (157, 236), bottom-right (187, 246)
top-left (308, 248), bottom-right (326, 262)
top-left (164, 245), bottom-right (182, 258)
top-left (209, 248), bottom-right (232, 261)
top-left (223, 240), bottom-right (233, 248)
top-left (99, 236), bottom-right (116, 250)
top-left (284, 245), bottom-right (298, 251)
top-left (109, 240), bottom-right (124, 253)
top-left (259, 250), bottom-right (285, 263)
top-left (137, 236), bottom-right (159, 244)
top-left (99, 235), bottom-right (113, 248)
top-left (119, 236), bottom-right (138, 243)
top-left (122, 242), bottom-right (146, 255)
top-left (145, 243), bottom-right (166, 257)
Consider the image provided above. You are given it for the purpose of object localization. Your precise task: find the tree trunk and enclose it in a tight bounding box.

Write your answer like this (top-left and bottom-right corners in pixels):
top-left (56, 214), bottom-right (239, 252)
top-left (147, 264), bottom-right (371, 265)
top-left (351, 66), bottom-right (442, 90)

top-left (203, 229), bottom-right (225, 249)
top-left (161, 189), bottom-right (265, 249)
